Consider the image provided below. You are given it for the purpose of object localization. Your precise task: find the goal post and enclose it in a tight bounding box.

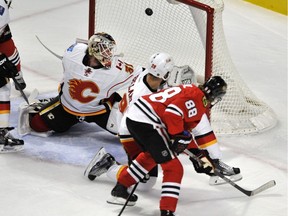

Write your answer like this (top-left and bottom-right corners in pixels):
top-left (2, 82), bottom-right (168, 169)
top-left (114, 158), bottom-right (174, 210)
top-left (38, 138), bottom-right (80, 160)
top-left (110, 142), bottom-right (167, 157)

top-left (88, 0), bottom-right (277, 135)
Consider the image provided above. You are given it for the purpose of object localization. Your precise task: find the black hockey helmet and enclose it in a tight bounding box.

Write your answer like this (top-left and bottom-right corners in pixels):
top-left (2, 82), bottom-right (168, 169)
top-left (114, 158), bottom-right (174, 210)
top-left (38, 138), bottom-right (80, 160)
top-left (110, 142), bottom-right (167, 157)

top-left (201, 76), bottom-right (227, 105)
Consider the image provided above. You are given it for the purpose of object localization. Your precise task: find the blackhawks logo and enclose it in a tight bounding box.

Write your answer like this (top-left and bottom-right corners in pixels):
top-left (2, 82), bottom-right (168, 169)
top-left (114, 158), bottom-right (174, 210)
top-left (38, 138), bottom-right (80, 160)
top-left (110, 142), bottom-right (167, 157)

top-left (202, 96), bottom-right (208, 107)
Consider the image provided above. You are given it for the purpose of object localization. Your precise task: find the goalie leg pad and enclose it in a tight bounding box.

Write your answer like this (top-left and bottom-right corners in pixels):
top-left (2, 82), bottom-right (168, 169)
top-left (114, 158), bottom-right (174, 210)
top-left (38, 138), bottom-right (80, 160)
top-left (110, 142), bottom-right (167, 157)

top-left (105, 102), bottom-right (121, 134)
top-left (36, 97), bottom-right (78, 133)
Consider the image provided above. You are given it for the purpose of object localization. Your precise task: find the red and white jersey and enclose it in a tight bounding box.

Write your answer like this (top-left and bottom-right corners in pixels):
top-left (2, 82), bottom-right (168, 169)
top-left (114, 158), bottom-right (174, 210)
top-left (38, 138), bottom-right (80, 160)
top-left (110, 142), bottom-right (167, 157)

top-left (126, 84), bottom-right (208, 136)
top-left (60, 43), bottom-right (135, 116)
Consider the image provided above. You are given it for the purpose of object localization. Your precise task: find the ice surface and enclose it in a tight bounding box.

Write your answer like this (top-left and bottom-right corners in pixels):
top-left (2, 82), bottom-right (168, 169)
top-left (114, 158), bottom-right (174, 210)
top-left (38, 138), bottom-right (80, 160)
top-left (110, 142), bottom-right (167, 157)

top-left (0, 0), bottom-right (286, 216)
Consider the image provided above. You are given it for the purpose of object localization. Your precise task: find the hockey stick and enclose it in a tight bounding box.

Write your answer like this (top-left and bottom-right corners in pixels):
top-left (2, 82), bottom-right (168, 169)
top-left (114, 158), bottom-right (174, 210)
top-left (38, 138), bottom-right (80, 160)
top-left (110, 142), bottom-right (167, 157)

top-left (35, 35), bottom-right (63, 60)
top-left (183, 149), bottom-right (276, 196)
top-left (11, 76), bottom-right (29, 105)
top-left (118, 183), bottom-right (139, 216)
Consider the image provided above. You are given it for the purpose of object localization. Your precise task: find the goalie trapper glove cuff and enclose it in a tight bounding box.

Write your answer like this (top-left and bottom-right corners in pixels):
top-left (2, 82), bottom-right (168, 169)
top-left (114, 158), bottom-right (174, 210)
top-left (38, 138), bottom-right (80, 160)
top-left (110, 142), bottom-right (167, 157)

top-left (171, 130), bottom-right (192, 154)
top-left (0, 54), bottom-right (18, 78)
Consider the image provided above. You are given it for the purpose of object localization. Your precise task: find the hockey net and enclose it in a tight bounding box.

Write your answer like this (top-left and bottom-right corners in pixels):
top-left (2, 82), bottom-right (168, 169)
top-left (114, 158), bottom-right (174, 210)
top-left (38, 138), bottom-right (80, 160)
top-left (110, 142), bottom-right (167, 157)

top-left (88, 0), bottom-right (277, 135)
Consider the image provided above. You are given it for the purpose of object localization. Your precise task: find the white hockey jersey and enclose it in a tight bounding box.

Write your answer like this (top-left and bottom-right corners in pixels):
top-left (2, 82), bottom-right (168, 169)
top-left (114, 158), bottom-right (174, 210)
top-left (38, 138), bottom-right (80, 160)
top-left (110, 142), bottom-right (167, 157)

top-left (118, 69), bottom-right (158, 135)
top-left (60, 43), bottom-right (135, 116)
top-left (0, 0), bottom-right (9, 31)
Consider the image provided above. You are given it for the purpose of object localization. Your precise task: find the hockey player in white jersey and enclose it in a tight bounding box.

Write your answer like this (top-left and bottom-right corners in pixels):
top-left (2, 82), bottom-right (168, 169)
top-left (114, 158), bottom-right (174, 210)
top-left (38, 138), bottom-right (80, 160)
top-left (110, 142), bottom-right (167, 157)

top-left (19, 32), bottom-right (137, 135)
top-left (85, 52), bottom-right (175, 192)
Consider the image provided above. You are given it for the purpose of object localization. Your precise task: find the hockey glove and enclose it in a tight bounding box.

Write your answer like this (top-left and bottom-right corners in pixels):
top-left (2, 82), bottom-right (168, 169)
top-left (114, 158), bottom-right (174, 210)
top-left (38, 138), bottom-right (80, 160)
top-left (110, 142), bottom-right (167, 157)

top-left (171, 131), bottom-right (192, 154)
top-left (0, 53), bottom-right (18, 78)
top-left (99, 92), bottom-right (122, 111)
top-left (189, 148), bottom-right (215, 176)
top-left (14, 72), bottom-right (26, 90)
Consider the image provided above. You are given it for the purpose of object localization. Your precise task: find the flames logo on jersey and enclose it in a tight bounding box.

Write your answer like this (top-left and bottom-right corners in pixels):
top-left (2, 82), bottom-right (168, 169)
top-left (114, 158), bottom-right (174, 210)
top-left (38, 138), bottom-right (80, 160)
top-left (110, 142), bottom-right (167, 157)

top-left (69, 79), bottom-right (100, 103)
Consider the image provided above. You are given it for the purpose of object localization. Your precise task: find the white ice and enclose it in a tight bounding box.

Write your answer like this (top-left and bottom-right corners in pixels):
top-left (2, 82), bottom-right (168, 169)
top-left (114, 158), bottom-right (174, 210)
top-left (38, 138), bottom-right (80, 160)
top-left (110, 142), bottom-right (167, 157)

top-left (0, 0), bottom-right (287, 216)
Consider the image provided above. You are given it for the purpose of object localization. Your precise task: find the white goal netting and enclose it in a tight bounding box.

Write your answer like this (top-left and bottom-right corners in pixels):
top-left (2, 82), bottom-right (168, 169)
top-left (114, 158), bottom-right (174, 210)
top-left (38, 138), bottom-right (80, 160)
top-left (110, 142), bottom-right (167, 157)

top-left (89, 0), bottom-right (277, 135)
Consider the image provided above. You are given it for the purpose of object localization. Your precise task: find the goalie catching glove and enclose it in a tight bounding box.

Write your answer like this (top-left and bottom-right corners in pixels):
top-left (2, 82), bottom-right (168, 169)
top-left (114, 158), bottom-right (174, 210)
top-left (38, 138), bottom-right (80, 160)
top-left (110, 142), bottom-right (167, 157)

top-left (171, 131), bottom-right (192, 154)
top-left (0, 53), bottom-right (18, 78)
top-left (188, 148), bottom-right (215, 175)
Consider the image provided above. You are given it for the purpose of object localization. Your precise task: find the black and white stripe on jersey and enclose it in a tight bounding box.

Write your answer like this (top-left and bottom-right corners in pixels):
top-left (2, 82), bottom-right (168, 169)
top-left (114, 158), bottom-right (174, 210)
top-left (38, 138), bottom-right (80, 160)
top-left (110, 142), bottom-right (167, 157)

top-left (165, 104), bottom-right (183, 118)
top-left (9, 49), bottom-right (21, 66)
top-left (134, 98), bottom-right (162, 124)
top-left (127, 159), bottom-right (149, 182)
top-left (161, 182), bottom-right (181, 199)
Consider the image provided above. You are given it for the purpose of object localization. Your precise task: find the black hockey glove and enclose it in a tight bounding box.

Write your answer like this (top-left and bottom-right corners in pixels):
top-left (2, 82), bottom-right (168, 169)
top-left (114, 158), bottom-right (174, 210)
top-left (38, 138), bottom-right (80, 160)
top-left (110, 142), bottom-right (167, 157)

top-left (171, 131), bottom-right (192, 154)
top-left (0, 53), bottom-right (18, 78)
top-left (99, 92), bottom-right (122, 111)
top-left (188, 148), bottom-right (215, 176)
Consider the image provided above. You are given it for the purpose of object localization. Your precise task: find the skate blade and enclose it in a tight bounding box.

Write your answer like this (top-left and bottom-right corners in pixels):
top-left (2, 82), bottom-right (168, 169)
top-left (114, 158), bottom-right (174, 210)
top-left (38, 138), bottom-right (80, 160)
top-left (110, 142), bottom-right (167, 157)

top-left (209, 173), bottom-right (243, 185)
top-left (0, 145), bottom-right (24, 153)
top-left (84, 147), bottom-right (106, 177)
top-left (106, 196), bottom-right (136, 206)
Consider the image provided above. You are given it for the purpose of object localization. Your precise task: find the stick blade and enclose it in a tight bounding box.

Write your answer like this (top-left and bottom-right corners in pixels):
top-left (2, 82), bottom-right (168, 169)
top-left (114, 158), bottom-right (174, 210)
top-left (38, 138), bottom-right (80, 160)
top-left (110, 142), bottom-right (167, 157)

top-left (250, 180), bottom-right (276, 196)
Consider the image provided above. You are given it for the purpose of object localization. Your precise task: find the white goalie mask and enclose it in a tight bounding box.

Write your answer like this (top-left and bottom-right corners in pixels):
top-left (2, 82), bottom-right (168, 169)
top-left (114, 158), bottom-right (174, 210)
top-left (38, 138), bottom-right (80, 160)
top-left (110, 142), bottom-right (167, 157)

top-left (147, 52), bottom-right (175, 81)
top-left (88, 32), bottom-right (116, 68)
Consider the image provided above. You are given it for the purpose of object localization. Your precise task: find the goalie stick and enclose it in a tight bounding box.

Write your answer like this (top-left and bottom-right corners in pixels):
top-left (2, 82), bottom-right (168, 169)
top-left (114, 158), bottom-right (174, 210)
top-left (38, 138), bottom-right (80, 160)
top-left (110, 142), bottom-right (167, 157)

top-left (183, 149), bottom-right (276, 196)
top-left (35, 35), bottom-right (63, 60)
top-left (36, 36), bottom-right (124, 61)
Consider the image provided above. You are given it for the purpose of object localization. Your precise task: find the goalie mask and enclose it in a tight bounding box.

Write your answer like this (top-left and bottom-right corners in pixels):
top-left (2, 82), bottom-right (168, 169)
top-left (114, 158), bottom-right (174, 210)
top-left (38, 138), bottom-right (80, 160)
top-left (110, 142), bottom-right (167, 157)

top-left (88, 32), bottom-right (116, 68)
top-left (201, 76), bottom-right (227, 106)
top-left (147, 52), bottom-right (174, 81)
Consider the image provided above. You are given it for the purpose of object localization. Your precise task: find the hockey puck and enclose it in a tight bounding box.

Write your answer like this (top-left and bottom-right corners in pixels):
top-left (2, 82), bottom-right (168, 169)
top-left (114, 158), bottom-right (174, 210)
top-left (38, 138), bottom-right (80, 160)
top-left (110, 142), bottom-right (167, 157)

top-left (145, 8), bottom-right (153, 16)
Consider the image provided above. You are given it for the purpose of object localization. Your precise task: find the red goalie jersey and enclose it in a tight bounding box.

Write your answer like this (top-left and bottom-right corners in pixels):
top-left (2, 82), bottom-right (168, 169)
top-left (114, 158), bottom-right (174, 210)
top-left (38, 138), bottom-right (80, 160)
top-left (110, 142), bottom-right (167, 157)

top-left (130, 84), bottom-right (209, 136)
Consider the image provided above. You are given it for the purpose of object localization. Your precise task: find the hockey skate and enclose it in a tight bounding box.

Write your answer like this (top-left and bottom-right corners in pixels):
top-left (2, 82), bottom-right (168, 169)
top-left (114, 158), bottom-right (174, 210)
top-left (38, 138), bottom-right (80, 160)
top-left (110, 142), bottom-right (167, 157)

top-left (106, 183), bottom-right (138, 206)
top-left (0, 127), bottom-right (24, 153)
top-left (209, 159), bottom-right (242, 185)
top-left (161, 210), bottom-right (178, 216)
top-left (84, 147), bottom-right (116, 181)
